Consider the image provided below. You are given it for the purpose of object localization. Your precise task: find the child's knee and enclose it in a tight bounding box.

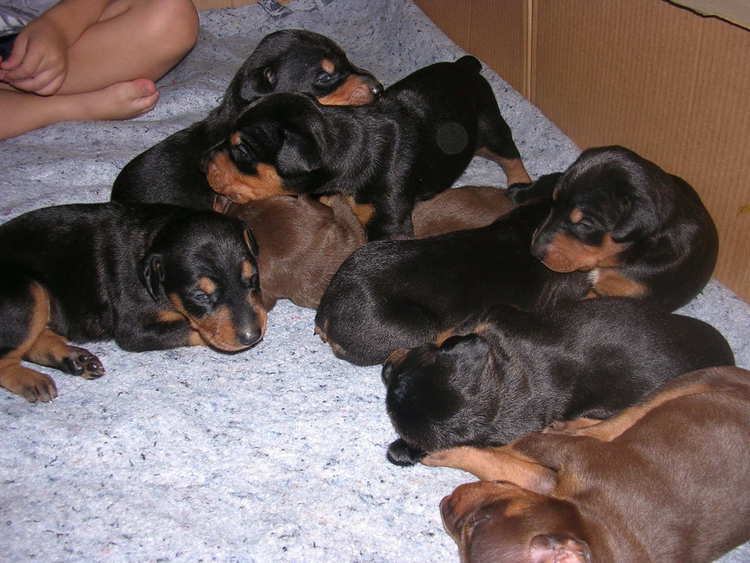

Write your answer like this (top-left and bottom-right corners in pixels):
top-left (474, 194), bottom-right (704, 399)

top-left (128, 0), bottom-right (199, 55)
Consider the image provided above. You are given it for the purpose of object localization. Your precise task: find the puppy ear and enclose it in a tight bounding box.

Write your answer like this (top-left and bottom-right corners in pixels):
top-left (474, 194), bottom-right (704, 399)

top-left (243, 228), bottom-right (259, 257)
top-left (276, 127), bottom-right (324, 178)
top-left (611, 195), bottom-right (658, 242)
top-left (139, 254), bottom-right (165, 302)
top-left (241, 64), bottom-right (277, 99)
top-left (529, 534), bottom-right (591, 563)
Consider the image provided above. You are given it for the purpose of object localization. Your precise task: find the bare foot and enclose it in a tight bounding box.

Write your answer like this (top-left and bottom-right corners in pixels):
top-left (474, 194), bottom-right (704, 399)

top-left (79, 78), bottom-right (159, 120)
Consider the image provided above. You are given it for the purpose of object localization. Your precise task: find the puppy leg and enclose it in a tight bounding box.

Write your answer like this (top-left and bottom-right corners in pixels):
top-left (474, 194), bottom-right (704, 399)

top-left (545, 381), bottom-right (715, 442)
top-left (114, 309), bottom-right (205, 352)
top-left (423, 445), bottom-right (557, 495)
top-left (367, 194), bottom-right (415, 241)
top-left (0, 279), bottom-right (57, 402)
top-left (474, 81), bottom-right (531, 185)
top-left (24, 328), bottom-right (105, 380)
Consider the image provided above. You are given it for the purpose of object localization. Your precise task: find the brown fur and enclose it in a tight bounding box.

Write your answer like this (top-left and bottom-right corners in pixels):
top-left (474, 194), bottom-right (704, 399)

top-left (429, 367), bottom-right (750, 563)
top-left (222, 186), bottom-right (514, 309)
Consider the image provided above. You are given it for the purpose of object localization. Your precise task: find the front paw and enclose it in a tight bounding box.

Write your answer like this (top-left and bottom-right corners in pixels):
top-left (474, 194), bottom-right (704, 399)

top-left (1, 367), bottom-right (58, 403)
top-left (386, 438), bottom-right (426, 466)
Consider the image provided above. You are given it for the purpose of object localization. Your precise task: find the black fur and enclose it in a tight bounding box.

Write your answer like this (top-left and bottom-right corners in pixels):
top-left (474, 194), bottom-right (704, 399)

top-left (314, 187), bottom-right (591, 367)
top-left (111, 29), bottom-right (380, 210)
top-left (205, 56), bottom-right (528, 240)
top-left (516, 146), bottom-right (718, 310)
top-left (382, 298), bottom-right (735, 465)
top-left (0, 202), bottom-right (264, 402)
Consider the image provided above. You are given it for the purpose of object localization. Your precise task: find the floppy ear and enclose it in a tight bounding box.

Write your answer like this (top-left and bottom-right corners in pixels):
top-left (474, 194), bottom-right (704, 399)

top-left (611, 194), bottom-right (659, 242)
top-left (139, 254), bottom-right (165, 302)
top-left (240, 64), bottom-right (277, 100)
top-left (529, 534), bottom-right (591, 563)
top-left (243, 228), bottom-right (259, 257)
top-left (275, 127), bottom-right (324, 177)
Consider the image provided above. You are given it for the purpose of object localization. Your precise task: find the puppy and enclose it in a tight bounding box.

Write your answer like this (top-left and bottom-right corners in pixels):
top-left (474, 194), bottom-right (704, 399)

top-left (381, 298), bottom-right (734, 466)
top-left (428, 366), bottom-right (750, 563)
top-left (510, 145), bottom-right (718, 310)
top-left (314, 177), bottom-right (592, 367)
top-left (0, 203), bottom-right (264, 403)
top-left (205, 55), bottom-right (530, 240)
top-left (221, 186), bottom-right (514, 310)
top-left (111, 29), bottom-right (381, 210)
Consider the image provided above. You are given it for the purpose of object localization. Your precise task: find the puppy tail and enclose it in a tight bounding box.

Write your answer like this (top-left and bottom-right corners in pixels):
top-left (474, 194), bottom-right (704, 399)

top-left (456, 55), bottom-right (482, 74)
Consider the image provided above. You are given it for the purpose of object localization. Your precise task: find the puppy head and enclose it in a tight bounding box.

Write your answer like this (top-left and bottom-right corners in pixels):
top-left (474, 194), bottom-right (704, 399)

top-left (441, 481), bottom-right (591, 563)
top-left (531, 146), bottom-right (667, 272)
top-left (204, 93), bottom-right (328, 204)
top-left (382, 333), bottom-right (499, 456)
top-left (140, 212), bottom-right (266, 352)
top-left (227, 29), bottom-right (382, 109)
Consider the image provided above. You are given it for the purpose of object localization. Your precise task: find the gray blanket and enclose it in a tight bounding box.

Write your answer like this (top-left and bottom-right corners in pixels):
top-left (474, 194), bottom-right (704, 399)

top-left (1, 1), bottom-right (748, 561)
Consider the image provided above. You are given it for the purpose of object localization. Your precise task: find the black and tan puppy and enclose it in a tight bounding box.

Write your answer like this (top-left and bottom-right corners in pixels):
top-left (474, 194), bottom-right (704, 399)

top-left (220, 186), bottom-right (515, 310)
top-left (0, 203), bottom-right (265, 403)
top-left (510, 145), bottom-right (718, 310)
top-left (315, 176), bottom-right (592, 367)
top-left (111, 29), bottom-right (381, 210)
top-left (205, 55), bottom-right (530, 240)
top-left (429, 366), bottom-right (750, 563)
top-left (381, 298), bottom-right (734, 466)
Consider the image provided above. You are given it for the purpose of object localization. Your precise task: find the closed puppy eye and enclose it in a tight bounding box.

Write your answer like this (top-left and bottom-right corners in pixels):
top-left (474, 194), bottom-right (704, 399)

top-left (316, 71), bottom-right (336, 84)
top-left (191, 290), bottom-right (213, 305)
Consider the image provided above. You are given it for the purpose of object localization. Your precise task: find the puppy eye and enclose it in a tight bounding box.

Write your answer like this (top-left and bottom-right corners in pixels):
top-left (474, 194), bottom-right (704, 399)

top-left (192, 291), bottom-right (212, 304)
top-left (316, 72), bottom-right (336, 84)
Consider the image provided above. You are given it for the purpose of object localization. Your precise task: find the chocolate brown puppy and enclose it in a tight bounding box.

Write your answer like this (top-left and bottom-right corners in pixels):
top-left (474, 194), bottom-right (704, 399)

top-left (222, 186), bottom-right (514, 310)
top-left (429, 366), bottom-right (750, 563)
top-left (382, 298), bottom-right (734, 466)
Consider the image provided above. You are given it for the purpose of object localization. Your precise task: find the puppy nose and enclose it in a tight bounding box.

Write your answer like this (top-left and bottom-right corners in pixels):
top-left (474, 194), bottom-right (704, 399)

top-left (238, 329), bottom-right (262, 348)
top-left (370, 81), bottom-right (384, 97)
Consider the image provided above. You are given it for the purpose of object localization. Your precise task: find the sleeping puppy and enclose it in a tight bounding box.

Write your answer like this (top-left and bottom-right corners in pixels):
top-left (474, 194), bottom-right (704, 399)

top-left (381, 298), bottom-right (734, 466)
top-left (204, 55), bottom-right (530, 240)
top-left (314, 175), bottom-right (594, 367)
top-left (111, 29), bottom-right (381, 210)
top-left (220, 186), bottom-right (514, 310)
top-left (429, 366), bottom-right (750, 563)
top-left (0, 202), bottom-right (265, 402)
top-left (510, 145), bottom-right (718, 310)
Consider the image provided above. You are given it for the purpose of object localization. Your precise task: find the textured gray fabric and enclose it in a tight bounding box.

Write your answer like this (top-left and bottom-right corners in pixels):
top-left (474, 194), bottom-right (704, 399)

top-left (1, 0), bottom-right (748, 561)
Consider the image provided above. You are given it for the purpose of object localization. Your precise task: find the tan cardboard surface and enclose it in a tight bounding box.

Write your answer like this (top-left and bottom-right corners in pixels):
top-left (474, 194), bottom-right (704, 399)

top-left (532, 0), bottom-right (750, 301)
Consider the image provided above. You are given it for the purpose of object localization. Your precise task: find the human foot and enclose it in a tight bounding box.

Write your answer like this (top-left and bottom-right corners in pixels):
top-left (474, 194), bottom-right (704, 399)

top-left (79, 78), bottom-right (160, 120)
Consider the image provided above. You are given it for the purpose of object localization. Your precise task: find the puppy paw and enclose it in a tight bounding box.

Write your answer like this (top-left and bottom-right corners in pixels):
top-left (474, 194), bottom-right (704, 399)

top-left (386, 438), bottom-right (426, 466)
top-left (59, 347), bottom-right (105, 380)
top-left (1, 367), bottom-right (58, 403)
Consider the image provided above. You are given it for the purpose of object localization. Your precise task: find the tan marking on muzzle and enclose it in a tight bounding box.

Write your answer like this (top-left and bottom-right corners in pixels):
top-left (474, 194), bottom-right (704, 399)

top-left (317, 74), bottom-right (378, 106)
top-left (168, 293), bottom-right (248, 352)
top-left (538, 232), bottom-right (625, 273)
top-left (206, 152), bottom-right (290, 204)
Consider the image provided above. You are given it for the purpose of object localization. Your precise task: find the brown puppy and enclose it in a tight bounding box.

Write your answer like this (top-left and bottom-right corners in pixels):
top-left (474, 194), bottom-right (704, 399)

top-left (426, 366), bottom-right (750, 563)
top-left (221, 186), bottom-right (514, 309)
